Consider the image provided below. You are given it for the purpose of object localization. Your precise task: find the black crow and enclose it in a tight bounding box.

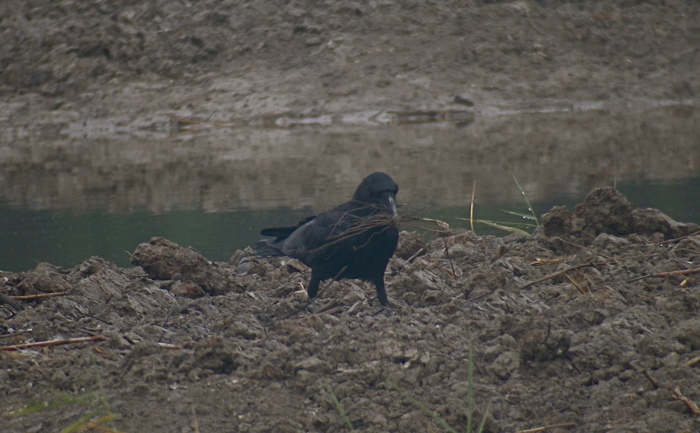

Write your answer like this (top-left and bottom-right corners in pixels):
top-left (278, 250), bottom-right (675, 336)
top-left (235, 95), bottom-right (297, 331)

top-left (255, 172), bottom-right (399, 307)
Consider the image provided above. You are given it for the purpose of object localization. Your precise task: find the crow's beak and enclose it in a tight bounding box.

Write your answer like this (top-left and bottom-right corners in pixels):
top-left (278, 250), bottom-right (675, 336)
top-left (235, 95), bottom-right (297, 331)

top-left (384, 193), bottom-right (398, 217)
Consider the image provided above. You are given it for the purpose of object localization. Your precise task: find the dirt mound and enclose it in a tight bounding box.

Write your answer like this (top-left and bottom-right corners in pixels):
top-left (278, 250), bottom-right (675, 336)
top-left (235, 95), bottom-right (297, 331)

top-left (2, 188), bottom-right (699, 432)
top-left (541, 187), bottom-right (698, 243)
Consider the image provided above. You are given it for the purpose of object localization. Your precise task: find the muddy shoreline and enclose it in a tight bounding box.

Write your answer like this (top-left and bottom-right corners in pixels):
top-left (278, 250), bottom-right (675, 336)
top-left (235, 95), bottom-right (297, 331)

top-left (2, 1), bottom-right (699, 123)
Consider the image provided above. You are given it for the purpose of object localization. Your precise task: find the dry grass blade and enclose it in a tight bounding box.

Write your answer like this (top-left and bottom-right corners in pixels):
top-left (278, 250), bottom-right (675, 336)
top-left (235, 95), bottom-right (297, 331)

top-left (73, 414), bottom-right (125, 433)
top-left (455, 216), bottom-right (536, 236)
top-left (686, 355), bottom-right (700, 368)
top-left (470, 180), bottom-right (476, 233)
top-left (516, 422), bottom-right (576, 433)
top-left (309, 212), bottom-right (400, 254)
top-left (518, 262), bottom-right (610, 290)
top-left (418, 217), bottom-right (451, 236)
top-left (61, 410), bottom-right (110, 433)
top-left (406, 247), bottom-right (426, 263)
top-left (473, 219), bottom-right (532, 236)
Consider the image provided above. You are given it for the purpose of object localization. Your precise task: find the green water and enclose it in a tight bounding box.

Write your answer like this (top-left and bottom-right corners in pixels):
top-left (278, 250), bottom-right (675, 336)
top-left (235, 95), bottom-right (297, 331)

top-left (1, 177), bottom-right (697, 272)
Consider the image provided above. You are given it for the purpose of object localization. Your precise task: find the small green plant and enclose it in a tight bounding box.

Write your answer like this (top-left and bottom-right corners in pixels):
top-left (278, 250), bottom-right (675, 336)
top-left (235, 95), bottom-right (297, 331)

top-left (5, 389), bottom-right (123, 433)
top-left (5, 390), bottom-right (99, 417)
top-left (387, 380), bottom-right (460, 433)
top-left (463, 166), bottom-right (540, 236)
top-left (466, 342), bottom-right (490, 433)
top-left (325, 383), bottom-right (354, 431)
top-left (506, 162), bottom-right (540, 229)
top-left (5, 369), bottom-right (125, 433)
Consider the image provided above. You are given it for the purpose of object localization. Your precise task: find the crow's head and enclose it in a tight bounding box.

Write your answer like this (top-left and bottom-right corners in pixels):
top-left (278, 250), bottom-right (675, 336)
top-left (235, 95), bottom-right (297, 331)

top-left (353, 172), bottom-right (399, 216)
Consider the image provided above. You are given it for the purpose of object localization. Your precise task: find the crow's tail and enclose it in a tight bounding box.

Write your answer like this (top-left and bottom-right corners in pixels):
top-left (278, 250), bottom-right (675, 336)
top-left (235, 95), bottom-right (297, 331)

top-left (253, 239), bottom-right (286, 257)
top-left (260, 226), bottom-right (298, 238)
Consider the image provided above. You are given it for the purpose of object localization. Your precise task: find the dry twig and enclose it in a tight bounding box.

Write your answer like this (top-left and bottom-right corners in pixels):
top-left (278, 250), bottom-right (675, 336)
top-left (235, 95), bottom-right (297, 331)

top-left (0, 335), bottom-right (107, 351)
top-left (192, 407), bottom-right (201, 433)
top-left (686, 355), bottom-right (700, 368)
top-left (516, 422), bottom-right (576, 433)
top-left (531, 258), bottom-right (566, 266)
top-left (518, 262), bottom-right (610, 290)
top-left (9, 291), bottom-right (68, 300)
top-left (564, 273), bottom-right (588, 294)
top-left (441, 236), bottom-right (457, 281)
top-left (673, 386), bottom-right (700, 416)
top-left (0, 330), bottom-right (31, 340)
top-left (641, 369), bottom-right (660, 389)
top-left (639, 369), bottom-right (699, 416)
top-left (406, 247), bottom-right (425, 263)
top-left (156, 342), bottom-right (183, 350)
top-left (627, 267), bottom-right (700, 283)
top-left (643, 234), bottom-right (697, 247)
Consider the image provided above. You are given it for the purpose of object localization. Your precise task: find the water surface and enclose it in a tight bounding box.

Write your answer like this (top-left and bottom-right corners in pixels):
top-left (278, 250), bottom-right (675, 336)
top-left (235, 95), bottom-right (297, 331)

top-left (1, 103), bottom-right (698, 272)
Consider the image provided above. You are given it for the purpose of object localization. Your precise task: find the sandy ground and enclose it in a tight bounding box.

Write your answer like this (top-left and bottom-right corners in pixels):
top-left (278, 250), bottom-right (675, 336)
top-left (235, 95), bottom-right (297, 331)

top-left (2, 1), bottom-right (700, 432)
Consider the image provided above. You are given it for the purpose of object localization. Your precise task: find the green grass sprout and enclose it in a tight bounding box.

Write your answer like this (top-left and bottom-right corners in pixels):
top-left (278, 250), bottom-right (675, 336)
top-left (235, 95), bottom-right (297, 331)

top-left (325, 383), bottom-right (354, 431)
top-left (387, 380), bottom-right (459, 433)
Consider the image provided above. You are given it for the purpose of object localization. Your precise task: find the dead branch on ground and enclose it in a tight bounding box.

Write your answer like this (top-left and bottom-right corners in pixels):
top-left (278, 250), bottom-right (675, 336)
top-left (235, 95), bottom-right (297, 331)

top-left (0, 335), bottom-right (107, 351)
top-left (518, 262), bottom-right (612, 290)
top-left (627, 267), bottom-right (700, 283)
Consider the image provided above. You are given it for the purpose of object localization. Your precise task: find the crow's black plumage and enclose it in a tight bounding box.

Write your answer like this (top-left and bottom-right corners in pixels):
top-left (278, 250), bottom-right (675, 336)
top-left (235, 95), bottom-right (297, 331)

top-left (254, 172), bottom-right (399, 307)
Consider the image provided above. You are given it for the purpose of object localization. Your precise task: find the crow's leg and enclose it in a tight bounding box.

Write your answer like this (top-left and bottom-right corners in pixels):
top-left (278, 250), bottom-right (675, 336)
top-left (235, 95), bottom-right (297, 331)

top-left (373, 278), bottom-right (389, 308)
top-left (306, 274), bottom-right (321, 301)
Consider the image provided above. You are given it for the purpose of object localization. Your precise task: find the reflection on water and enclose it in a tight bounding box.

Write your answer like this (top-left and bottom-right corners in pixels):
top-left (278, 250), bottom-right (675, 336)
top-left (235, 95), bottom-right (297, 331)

top-left (0, 104), bottom-right (698, 271)
top-left (0, 206), bottom-right (312, 272)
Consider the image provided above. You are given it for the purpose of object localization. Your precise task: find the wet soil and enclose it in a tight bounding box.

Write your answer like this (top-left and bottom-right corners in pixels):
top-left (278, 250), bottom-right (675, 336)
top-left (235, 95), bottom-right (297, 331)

top-left (2, 0), bottom-right (699, 128)
top-left (2, 188), bottom-right (700, 432)
top-left (2, 1), bottom-right (700, 432)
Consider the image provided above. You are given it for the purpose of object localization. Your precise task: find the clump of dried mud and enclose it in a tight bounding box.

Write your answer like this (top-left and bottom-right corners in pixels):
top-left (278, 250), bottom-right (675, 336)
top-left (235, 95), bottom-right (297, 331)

top-left (2, 188), bottom-right (699, 432)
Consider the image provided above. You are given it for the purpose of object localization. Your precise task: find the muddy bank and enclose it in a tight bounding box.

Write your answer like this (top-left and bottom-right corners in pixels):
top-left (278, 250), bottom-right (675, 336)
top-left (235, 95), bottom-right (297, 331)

top-left (2, 188), bottom-right (699, 432)
top-left (2, 1), bottom-right (699, 125)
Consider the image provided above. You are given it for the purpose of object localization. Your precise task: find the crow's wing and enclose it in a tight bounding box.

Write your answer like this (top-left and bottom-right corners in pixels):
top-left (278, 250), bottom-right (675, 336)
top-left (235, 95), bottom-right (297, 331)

top-left (255, 216), bottom-right (316, 257)
top-left (278, 206), bottom-right (355, 261)
top-left (256, 201), bottom-right (376, 263)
